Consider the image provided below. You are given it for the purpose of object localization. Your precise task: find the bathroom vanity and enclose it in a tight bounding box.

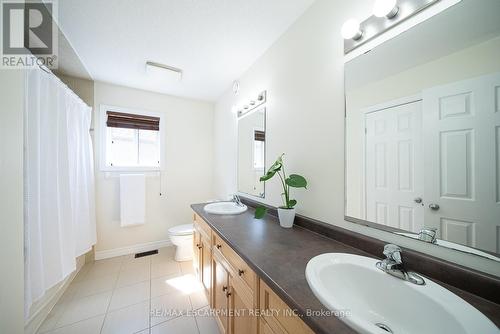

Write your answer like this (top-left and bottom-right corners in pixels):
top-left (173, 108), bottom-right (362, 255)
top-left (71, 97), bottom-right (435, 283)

top-left (191, 202), bottom-right (500, 334)
top-left (192, 208), bottom-right (315, 334)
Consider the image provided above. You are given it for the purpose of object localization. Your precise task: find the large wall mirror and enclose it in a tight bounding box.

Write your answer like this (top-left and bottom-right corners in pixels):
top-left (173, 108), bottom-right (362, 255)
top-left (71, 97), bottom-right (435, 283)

top-left (345, 0), bottom-right (500, 261)
top-left (238, 107), bottom-right (266, 198)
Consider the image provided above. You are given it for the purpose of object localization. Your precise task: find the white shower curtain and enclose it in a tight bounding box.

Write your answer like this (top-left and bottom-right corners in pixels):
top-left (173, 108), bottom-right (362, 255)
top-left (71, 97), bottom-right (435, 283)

top-left (24, 68), bottom-right (96, 318)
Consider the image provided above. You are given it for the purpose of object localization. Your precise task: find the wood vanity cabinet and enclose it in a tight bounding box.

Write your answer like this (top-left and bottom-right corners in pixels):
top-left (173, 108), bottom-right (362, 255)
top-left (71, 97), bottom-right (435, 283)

top-left (193, 214), bottom-right (212, 303)
top-left (228, 276), bottom-right (256, 334)
top-left (213, 251), bottom-right (230, 334)
top-left (193, 224), bottom-right (200, 277)
top-left (211, 230), bottom-right (258, 334)
top-left (259, 280), bottom-right (315, 334)
top-left (192, 213), bottom-right (314, 334)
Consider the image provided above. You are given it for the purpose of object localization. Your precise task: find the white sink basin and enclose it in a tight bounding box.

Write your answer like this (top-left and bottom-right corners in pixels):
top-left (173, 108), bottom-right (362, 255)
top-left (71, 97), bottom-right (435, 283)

top-left (305, 253), bottom-right (497, 334)
top-left (203, 201), bottom-right (247, 215)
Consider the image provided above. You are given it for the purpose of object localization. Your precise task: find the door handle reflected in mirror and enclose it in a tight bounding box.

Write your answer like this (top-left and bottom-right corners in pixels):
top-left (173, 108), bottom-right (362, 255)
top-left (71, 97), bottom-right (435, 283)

top-left (429, 203), bottom-right (440, 210)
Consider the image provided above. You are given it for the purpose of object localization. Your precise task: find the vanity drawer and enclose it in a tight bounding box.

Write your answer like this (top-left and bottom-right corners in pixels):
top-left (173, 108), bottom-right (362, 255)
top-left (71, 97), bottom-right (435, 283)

top-left (193, 213), bottom-right (211, 239)
top-left (259, 279), bottom-right (314, 334)
top-left (212, 232), bottom-right (257, 294)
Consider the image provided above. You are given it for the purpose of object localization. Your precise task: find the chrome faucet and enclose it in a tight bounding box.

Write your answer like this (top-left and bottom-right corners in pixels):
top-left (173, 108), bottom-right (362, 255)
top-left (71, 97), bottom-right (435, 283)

top-left (230, 194), bottom-right (244, 207)
top-left (376, 244), bottom-right (425, 285)
top-left (418, 228), bottom-right (437, 244)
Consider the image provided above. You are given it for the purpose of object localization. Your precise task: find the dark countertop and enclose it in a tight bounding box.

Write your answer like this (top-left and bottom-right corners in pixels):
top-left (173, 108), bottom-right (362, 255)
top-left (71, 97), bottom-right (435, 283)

top-left (191, 203), bottom-right (500, 334)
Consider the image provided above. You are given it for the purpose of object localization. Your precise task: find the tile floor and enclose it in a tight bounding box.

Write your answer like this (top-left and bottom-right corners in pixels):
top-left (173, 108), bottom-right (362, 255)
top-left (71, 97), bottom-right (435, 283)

top-left (38, 247), bottom-right (220, 334)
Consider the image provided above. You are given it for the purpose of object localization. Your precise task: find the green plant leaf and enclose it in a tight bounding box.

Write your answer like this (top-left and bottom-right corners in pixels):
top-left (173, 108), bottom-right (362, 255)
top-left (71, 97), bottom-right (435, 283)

top-left (288, 199), bottom-right (297, 208)
top-left (285, 174), bottom-right (307, 188)
top-left (254, 206), bottom-right (267, 219)
top-left (260, 170), bottom-right (276, 182)
top-left (261, 154), bottom-right (286, 182)
top-left (268, 154), bottom-right (284, 173)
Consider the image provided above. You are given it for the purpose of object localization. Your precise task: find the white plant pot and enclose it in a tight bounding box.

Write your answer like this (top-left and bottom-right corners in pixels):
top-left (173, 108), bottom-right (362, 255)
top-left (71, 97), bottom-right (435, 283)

top-left (278, 208), bottom-right (296, 228)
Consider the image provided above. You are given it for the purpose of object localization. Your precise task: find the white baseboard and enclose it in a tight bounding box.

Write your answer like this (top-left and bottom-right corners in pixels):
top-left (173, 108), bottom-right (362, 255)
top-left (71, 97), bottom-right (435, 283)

top-left (95, 239), bottom-right (173, 260)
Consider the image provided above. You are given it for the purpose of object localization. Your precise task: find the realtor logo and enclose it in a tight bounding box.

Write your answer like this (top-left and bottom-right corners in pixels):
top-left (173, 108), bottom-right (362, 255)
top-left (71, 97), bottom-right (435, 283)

top-left (1, 0), bottom-right (58, 69)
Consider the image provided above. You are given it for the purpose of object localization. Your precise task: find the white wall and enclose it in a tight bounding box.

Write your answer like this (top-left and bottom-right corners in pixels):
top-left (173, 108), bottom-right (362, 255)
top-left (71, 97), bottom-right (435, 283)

top-left (93, 81), bottom-right (214, 254)
top-left (214, 0), bottom-right (371, 218)
top-left (0, 69), bottom-right (25, 334)
top-left (212, 0), bottom-right (499, 276)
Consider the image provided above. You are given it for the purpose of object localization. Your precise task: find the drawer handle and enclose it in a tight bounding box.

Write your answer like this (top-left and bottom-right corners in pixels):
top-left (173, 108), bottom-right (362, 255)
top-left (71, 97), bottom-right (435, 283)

top-left (238, 269), bottom-right (245, 276)
top-left (222, 286), bottom-right (228, 292)
top-left (226, 292), bottom-right (232, 298)
top-left (216, 244), bottom-right (222, 249)
top-left (196, 244), bottom-right (202, 249)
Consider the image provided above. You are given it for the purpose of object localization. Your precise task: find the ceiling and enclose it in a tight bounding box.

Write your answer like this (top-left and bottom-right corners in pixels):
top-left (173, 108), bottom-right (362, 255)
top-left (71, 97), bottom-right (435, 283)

top-left (57, 0), bottom-right (314, 101)
top-left (345, 0), bottom-right (500, 91)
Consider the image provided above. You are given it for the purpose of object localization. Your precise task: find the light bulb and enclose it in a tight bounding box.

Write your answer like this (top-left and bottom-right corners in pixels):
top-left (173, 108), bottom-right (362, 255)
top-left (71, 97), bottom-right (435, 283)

top-left (341, 19), bottom-right (363, 40)
top-left (373, 0), bottom-right (399, 18)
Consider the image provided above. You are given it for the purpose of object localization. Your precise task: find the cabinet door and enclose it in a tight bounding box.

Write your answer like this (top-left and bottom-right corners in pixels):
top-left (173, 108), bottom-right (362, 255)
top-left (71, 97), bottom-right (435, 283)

top-left (193, 228), bottom-right (201, 278)
top-left (200, 234), bottom-right (211, 300)
top-left (228, 277), bottom-right (256, 334)
top-left (259, 319), bottom-right (276, 334)
top-left (260, 280), bottom-right (314, 334)
top-left (213, 256), bottom-right (229, 334)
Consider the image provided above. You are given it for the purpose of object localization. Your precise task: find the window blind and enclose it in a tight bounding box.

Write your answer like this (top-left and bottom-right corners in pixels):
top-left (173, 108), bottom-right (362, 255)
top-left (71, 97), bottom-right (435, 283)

top-left (254, 130), bottom-right (265, 142)
top-left (106, 111), bottom-right (160, 131)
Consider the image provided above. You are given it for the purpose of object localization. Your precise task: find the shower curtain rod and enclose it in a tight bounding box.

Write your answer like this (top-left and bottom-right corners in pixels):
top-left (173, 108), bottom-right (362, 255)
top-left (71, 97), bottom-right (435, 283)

top-left (37, 64), bottom-right (94, 132)
top-left (38, 64), bottom-right (51, 74)
top-left (37, 64), bottom-right (92, 110)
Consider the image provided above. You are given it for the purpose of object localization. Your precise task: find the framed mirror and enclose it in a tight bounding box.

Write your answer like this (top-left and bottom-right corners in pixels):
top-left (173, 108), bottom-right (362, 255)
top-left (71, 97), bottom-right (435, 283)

top-left (238, 107), bottom-right (266, 198)
top-left (345, 0), bottom-right (500, 261)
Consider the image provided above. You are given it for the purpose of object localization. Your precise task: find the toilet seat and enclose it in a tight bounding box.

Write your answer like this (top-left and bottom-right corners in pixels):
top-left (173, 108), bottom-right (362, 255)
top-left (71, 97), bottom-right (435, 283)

top-left (168, 223), bottom-right (194, 236)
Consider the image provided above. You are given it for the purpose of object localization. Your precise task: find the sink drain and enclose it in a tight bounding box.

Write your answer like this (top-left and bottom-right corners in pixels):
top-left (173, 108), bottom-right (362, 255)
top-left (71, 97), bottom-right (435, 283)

top-left (375, 323), bottom-right (393, 333)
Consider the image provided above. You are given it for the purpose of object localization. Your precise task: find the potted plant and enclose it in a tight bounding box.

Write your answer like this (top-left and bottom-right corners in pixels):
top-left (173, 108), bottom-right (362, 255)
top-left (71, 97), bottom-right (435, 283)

top-left (254, 154), bottom-right (307, 228)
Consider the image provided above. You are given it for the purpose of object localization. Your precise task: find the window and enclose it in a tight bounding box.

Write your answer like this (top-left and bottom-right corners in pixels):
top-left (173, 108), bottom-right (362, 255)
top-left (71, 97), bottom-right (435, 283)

top-left (253, 129), bottom-right (265, 170)
top-left (100, 106), bottom-right (163, 171)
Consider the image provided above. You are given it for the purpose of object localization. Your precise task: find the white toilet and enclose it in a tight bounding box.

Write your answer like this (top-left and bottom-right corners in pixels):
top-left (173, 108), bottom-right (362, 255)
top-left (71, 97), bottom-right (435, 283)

top-left (168, 223), bottom-right (194, 262)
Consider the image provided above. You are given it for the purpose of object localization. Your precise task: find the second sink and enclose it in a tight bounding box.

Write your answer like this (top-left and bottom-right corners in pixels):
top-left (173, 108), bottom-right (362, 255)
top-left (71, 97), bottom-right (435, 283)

top-left (204, 201), bottom-right (247, 215)
top-left (305, 253), bottom-right (497, 334)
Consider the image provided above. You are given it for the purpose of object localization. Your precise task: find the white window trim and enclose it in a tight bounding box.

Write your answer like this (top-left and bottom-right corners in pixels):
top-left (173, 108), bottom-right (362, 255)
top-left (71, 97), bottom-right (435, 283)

top-left (99, 104), bottom-right (165, 172)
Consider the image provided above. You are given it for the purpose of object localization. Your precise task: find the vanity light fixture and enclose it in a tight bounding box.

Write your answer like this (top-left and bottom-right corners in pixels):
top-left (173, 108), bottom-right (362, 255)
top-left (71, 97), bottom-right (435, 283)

top-left (341, 19), bottom-right (363, 40)
top-left (236, 90), bottom-right (267, 117)
top-left (343, 0), bottom-right (444, 54)
top-left (373, 0), bottom-right (399, 18)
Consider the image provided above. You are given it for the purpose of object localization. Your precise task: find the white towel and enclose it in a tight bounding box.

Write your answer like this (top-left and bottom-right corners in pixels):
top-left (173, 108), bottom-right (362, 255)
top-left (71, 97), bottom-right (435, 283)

top-left (120, 174), bottom-right (145, 227)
